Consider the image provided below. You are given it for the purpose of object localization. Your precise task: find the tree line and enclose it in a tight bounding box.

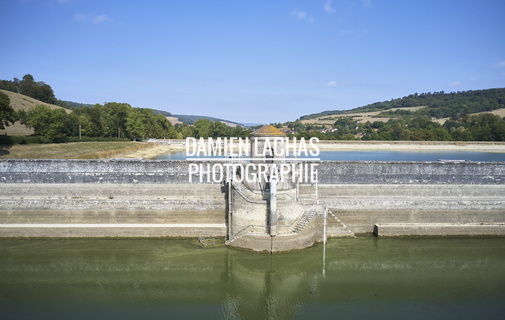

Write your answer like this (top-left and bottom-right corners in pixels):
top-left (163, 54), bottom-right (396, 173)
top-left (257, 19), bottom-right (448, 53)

top-left (1, 94), bottom-right (251, 143)
top-left (291, 113), bottom-right (505, 141)
top-left (17, 103), bottom-right (179, 141)
top-left (19, 104), bottom-right (250, 142)
top-left (300, 88), bottom-right (505, 120)
top-left (0, 74), bottom-right (57, 105)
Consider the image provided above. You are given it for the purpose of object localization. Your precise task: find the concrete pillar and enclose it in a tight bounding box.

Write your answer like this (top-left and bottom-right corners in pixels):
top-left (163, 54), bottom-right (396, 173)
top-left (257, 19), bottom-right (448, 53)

top-left (269, 176), bottom-right (277, 236)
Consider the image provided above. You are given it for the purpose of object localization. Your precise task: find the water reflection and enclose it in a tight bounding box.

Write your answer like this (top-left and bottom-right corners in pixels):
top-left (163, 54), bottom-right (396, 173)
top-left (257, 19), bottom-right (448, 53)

top-left (0, 237), bottom-right (504, 319)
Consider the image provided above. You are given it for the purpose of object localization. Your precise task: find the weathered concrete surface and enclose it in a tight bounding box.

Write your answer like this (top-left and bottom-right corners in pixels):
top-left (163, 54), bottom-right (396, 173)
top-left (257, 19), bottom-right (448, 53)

top-left (0, 183), bottom-right (224, 212)
top-left (2, 159), bottom-right (505, 184)
top-left (0, 159), bottom-right (219, 184)
top-left (226, 214), bottom-right (324, 252)
top-left (0, 224), bottom-right (226, 238)
top-left (229, 181), bottom-right (304, 236)
top-left (303, 184), bottom-right (505, 235)
top-left (373, 223), bottom-right (505, 237)
top-left (0, 183), bottom-right (226, 238)
top-left (317, 161), bottom-right (505, 184)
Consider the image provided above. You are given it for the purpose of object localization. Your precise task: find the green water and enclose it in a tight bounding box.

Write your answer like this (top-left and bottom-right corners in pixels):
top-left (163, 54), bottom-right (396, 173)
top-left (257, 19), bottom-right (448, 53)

top-left (0, 237), bottom-right (504, 319)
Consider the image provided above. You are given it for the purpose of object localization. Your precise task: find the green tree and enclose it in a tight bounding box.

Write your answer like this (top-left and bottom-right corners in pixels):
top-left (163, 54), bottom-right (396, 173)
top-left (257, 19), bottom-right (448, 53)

top-left (17, 74), bottom-right (57, 104)
top-left (155, 114), bottom-right (178, 139)
top-left (0, 91), bottom-right (17, 130)
top-left (230, 125), bottom-right (251, 138)
top-left (104, 102), bottom-right (132, 138)
top-left (17, 109), bottom-right (30, 133)
top-left (75, 114), bottom-right (94, 138)
top-left (19, 74), bottom-right (35, 95)
top-left (180, 125), bottom-right (195, 138)
top-left (292, 119), bottom-right (304, 132)
top-left (193, 119), bottom-right (212, 138)
top-left (27, 105), bottom-right (68, 140)
top-left (13, 78), bottom-right (20, 94)
top-left (74, 104), bottom-right (114, 137)
top-left (126, 108), bottom-right (147, 140)
top-left (211, 121), bottom-right (229, 137)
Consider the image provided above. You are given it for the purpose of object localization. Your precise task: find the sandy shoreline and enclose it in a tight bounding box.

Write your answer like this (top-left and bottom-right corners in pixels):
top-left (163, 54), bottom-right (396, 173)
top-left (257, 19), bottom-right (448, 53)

top-left (120, 143), bottom-right (176, 159)
top-left (317, 141), bottom-right (505, 152)
top-left (120, 140), bottom-right (505, 159)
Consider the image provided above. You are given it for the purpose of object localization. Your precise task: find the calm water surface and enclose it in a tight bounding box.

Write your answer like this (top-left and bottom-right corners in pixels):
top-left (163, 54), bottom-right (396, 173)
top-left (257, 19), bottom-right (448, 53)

top-left (156, 150), bottom-right (505, 161)
top-left (1, 237), bottom-right (504, 319)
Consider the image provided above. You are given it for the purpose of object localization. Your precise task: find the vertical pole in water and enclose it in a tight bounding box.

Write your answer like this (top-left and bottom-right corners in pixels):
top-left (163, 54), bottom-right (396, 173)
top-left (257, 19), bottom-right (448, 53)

top-left (323, 207), bottom-right (327, 245)
top-left (269, 176), bottom-right (277, 236)
top-left (228, 171), bottom-right (233, 240)
top-left (322, 207), bottom-right (327, 277)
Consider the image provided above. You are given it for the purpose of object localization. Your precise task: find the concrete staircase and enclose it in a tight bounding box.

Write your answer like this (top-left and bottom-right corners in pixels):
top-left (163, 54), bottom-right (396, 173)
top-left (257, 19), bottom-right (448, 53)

top-left (291, 208), bottom-right (317, 233)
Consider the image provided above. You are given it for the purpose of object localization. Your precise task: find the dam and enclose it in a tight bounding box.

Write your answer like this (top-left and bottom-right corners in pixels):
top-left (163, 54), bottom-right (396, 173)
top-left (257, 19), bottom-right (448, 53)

top-left (0, 129), bottom-right (504, 251)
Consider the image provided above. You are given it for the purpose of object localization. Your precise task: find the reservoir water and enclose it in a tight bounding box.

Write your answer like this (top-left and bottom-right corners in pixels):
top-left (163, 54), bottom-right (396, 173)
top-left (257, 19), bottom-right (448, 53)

top-left (156, 150), bottom-right (505, 162)
top-left (1, 237), bottom-right (504, 319)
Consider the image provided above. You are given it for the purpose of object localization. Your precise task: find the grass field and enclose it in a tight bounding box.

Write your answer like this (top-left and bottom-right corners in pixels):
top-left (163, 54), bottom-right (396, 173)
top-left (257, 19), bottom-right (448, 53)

top-left (0, 89), bottom-right (66, 112)
top-left (300, 106), bottom-right (428, 125)
top-left (0, 141), bottom-right (152, 159)
top-left (0, 89), bottom-right (69, 136)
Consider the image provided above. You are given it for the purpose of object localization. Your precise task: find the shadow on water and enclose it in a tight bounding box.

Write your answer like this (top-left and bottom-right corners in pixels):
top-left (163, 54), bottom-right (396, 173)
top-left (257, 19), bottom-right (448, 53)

top-left (0, 237), bottom-right (504, 319)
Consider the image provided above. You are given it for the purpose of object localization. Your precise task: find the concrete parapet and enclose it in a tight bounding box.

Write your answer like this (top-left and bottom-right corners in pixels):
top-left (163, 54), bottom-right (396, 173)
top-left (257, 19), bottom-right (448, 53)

top-left (373, 223), bottom-right (505, 237)
top-left (0, 159), bottom-right (219, 184)
top-left (3, 159), bottom-right (505, 185)
top-left (317, 161), bottom-right (505, 184)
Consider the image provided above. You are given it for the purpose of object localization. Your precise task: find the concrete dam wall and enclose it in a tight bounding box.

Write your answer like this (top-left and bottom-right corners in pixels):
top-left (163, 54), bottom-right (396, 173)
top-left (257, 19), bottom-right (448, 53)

top-left (0, 159), bottom-right (226, 238)
top-left (315, 161), bottom-right (505, 236)
top-left (0, 159), bottom-right (504, 242)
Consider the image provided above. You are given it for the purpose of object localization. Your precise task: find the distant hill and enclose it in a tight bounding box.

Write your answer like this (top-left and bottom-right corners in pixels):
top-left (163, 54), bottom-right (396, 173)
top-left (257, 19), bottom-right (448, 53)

top-left (56, 100), bottom-right (242, 127)
top-left (152, 109), bottom-right (172, 117)
top-left (2, 75), bottom-right (245, 127)
top-left (172, 114), bottom-right (243, 127)
top-left (56, 100), bottom-right (95, 110)
top-left (242, 122), bottom-right (264, 127)
top-left (0, 89), bottom-right (70, 136)
top-left (300, 88), bottom-right (505, 120)
top-left (55, 100), bottom-right (243, 127)
top-left (0, 89), bottom-right (68, 113)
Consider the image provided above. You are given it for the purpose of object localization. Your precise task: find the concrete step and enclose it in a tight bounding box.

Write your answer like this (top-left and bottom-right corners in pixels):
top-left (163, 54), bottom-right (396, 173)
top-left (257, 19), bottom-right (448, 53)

top-left (0, 223), bottom-right (227, 238)
top-left (374, 222), bottom-right (505, 237)
top-left (0, 209), bottom-right (226, 224)
top-left (0, 184), bottom-right (225, 199)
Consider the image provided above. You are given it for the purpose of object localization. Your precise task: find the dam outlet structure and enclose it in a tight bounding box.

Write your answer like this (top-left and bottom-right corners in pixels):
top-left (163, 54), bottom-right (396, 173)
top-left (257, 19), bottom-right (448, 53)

top-left (224, 125), bottom-right (325, 252)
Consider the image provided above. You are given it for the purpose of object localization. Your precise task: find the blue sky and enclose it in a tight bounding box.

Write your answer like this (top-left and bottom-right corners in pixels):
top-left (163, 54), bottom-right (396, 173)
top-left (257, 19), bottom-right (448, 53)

top-left (1, 0), bottom-right (504, 124)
